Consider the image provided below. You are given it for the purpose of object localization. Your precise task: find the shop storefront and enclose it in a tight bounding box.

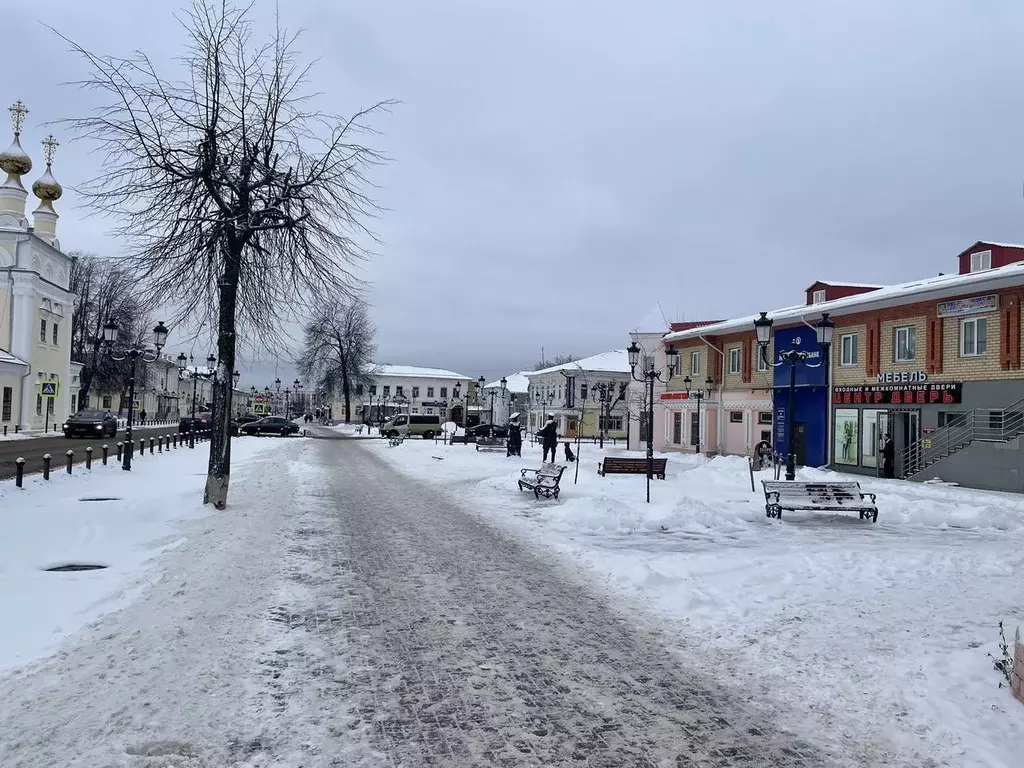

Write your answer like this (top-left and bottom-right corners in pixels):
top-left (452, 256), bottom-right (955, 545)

top-left (772, 326), bottom-right (829, 468)
top-left (830, 380), bottom-right (963, 477)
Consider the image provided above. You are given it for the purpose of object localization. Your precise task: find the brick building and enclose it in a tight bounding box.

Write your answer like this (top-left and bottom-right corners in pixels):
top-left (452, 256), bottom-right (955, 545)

top-left (661, 241), bottom-right (1024, 492)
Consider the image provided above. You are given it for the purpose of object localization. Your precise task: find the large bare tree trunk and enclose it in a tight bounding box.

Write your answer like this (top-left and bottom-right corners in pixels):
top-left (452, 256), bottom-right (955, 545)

top-left (204, 245), bottom-right (240, 509)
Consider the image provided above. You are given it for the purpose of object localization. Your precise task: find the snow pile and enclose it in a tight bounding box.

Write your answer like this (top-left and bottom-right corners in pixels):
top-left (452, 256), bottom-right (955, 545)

top-left (0, 437), bottom-right (287, 674)
top-left (367, 438), bottom-right (1024, 767)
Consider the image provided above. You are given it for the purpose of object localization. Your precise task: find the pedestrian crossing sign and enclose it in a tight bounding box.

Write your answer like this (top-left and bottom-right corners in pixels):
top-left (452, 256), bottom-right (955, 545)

top-left (253, 403), bottom-right (267, 415)
top-left (39, 381), bottom-right (58, 397)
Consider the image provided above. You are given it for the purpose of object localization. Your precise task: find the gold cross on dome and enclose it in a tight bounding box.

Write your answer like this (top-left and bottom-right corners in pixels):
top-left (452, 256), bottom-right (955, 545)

top-left (8, 100), bottom-right (28, 136)
top-left (42, 134), bottom-right (59, 165)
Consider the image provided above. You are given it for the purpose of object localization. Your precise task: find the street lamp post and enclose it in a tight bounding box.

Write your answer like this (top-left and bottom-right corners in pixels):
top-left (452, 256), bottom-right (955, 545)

top-left (627, 341), bottom-right (679, 504)
top-left (590, 382), bottom-right (616, 449)
top-left (682, 375), bottom-right (715, 455)
top-left (284, 387), bottom-right (291, 420)
top-left (103, 320), bottom-right (168, 471)
top-left (178, 352), bottom-right (216, 449)
top-left (293, 379), bottom-right (302, 418)
top-left (753, 311), bottom-right (835, 481)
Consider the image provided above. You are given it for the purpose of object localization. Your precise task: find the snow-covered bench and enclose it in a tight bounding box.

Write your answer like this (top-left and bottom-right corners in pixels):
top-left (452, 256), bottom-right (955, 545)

top-left (761, 480), bottom-right (878, 522)
top-left (475, 436), bottom-right (505, 452)
top-left (518, 465), bottom-right (566, 500)
top-left (598, 456), bottom-right (667, 480)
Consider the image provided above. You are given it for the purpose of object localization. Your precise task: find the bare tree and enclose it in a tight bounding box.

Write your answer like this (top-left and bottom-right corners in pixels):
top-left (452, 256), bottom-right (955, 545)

top-left (532, 354), bottom-right (577, 371)
top-left (296, 298), bottom-right (376, 424)
top-left (60, 1), bottom-right (390, 508)
top-left (69, 252), bottom-right (151, 409)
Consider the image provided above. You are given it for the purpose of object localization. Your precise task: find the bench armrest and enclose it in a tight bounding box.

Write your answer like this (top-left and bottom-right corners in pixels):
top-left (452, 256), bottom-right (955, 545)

top-left (861, 491), bottom-right (877, 503)
top-left (765, 490), bottom-right (780, 503)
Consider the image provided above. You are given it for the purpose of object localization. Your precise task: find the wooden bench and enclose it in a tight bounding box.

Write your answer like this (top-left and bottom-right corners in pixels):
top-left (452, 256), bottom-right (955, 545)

top-left (518, 465), bottom-right (566, 500)
top-left (761, 480), bottom-right (878, 522)
top-left (598, 456), bottom-right (667, 480)
top-left (475, 436), bottom-right (505, 452)
top-left (449, 435), bottom-right (477, 445)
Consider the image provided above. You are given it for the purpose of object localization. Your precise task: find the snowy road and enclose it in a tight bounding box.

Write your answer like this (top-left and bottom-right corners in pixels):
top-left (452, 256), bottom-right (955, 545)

top-left (0, 436), bottom-right (854, 767)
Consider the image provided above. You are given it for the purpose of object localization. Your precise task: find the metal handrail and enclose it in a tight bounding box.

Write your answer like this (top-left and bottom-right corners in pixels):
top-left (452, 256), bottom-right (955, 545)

top-left (901, 396), bottom-right (1024, 477)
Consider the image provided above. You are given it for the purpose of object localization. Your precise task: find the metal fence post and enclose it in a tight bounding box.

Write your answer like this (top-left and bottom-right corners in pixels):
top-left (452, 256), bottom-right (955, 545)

top-left (15, 457), bottom-right (25, 488)
top-left (85, 446), bottom-right (93, 470)
top-left (42, 454), bottom-right (51, 480)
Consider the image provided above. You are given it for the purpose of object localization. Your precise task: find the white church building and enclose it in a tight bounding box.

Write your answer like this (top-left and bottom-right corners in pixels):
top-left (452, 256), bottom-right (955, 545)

top-left (0, 100), bottom-right (76, 433)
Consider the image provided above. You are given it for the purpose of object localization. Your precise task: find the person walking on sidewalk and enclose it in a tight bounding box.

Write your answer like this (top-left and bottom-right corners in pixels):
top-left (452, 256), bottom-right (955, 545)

top-left (139, 408), bottom-right (147, 426)
top-left (537, 415), bottom-right (558, 464)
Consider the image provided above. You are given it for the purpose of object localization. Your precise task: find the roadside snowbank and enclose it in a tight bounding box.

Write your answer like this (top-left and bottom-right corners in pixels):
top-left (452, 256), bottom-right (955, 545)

top-left (0, 436), bottom-right (291, 674)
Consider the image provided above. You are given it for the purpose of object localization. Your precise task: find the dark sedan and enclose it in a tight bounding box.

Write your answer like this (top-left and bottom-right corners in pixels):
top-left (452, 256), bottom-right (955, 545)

top-left (179, 412), bottom-right (212, 434)
top-left (240, 416), bottom-right (300, 436)
top-left (465, 423), bottom-right (508, 438)
top-left (63, 409), bottom-right (118, 438)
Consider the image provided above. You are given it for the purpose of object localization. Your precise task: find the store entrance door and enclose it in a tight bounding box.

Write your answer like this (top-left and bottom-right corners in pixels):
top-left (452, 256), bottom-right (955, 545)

top-left (890, 410), bottom-right (920, 478)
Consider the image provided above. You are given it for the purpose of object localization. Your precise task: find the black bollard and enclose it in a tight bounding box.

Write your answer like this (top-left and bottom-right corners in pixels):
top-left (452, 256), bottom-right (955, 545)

top-left (15, 457), bottom-right (25, 488)
top-left (42, 453), bottom-right (51, 480)
top-left (158, 436), bottom-right (163, 453)
top-left (149, 437), bottom-right (155, 455)
top-left (66, 449), bottom-right (74, 475)
top-left (139, 439), bottom-right (145, 456)
top-left (85, 446), bottom-right (93, 470)
top-left (116, 442), bottom-right (124, 461)
top-left (173, 433), bottom-right (177, 448)
top-left (102, 444), bottom-right (109, 465)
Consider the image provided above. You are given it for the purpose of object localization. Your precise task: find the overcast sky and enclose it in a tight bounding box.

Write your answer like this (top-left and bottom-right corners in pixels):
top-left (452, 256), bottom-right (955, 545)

top-left (9, 0), bottom-right (1024, 388)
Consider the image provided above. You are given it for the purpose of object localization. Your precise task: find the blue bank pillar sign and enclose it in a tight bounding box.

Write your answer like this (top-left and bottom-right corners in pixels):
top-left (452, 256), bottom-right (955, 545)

top-left (771, 325), bottom-right (829, 468)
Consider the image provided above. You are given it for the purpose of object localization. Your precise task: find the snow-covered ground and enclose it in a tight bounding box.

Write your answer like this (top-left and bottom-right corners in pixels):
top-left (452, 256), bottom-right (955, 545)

top-left (0, 437), bottom-right (292, 674)
top-left (366, 437), bottom-right (1024, 767)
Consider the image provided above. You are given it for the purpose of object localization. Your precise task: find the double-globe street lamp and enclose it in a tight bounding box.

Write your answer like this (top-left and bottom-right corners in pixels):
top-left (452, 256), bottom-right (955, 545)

top-left (753, 311), bottom-right (835, 481)
top-left (102, 319), bottom-right (169, 471)
top-left (682, 375), bottom-right (715, 455)
top-left (178, 353), bottom-right (215, 449)
top-left (478, 375), bottom-right (507, 432)
top-left (590, 382), bottom-right (625, 449)
top-left (627, 341), bottom-right (679, 504)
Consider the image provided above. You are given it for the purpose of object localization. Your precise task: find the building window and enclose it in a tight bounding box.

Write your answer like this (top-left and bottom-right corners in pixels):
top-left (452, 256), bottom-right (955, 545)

top-left (812, 289), bottom-right (826, 304)
top-left (427, 387), bottom-right (434, 398)
top-left (383, 385), bottom-right (390, 396)
top-left (895, 326), bottom-right (916, 362)
top-left (961, 317), bottom-right (987, 356)
top-left (1, 386), bottom-right (11, 421)
top-left (70, 394), bottom-right (77, 413)
top-left (52, 323), bottom-right (59, 345)
top-left (598, 415), bottom-right (624, 432)
top-left (39, 318), bottom-right (46, 343)
top-left (728, 347), bottom-right (741, 375)
top-left (970, 250), bottom-right (992, 273)
top-left (411, 407), bottom-right (419, 414)
top-left (690, 350), bottom-right (700, 375)
top-left (396, 386), bottom-right (403, 397)
top-left (756, 343), bottom-right (769, 372)
top-left (412, 386), bottom-right (420, 398)
top-left (102, 395), bottom-right (112, 409)
top-left (36, 394), bottom-right (42, 416)
top-left (729, 411), bottom-right (743, 424)
top-left (369, 384), bottom-right (377, 396)
top-left (355, 383), bottom-right (364, 396)
top-left (758, 411), bottom-right (772, 425)
top-left (840, 333), bottom-right (858, 366)
top-left (440, 387), bottom-right (447, 399)
top-left (672, 412), bottom-right (682, 444)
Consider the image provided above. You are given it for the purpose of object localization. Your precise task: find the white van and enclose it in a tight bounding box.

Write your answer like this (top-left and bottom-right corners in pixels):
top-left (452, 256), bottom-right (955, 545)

top-left (382, 413), bottom-right (443, 439)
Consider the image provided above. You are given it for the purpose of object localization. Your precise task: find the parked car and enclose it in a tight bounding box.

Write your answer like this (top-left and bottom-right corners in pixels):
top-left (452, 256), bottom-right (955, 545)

top-left (236, 414), bottom-right (260, 425)
top-left (381, 413), bottom-right (444, 439)
top-left (179, 412), bottom-right (213, 434)
top-left (465, 423), bottom-right (508, 438)
top-left (63, 409), bottom-right (118, 438)
top-left (240, 416), bottom-right (300, 436)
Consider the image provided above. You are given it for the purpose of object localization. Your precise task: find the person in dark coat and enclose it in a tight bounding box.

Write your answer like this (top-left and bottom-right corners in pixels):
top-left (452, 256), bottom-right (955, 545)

top-left (139, 408), bottom-right (147, 425)
top-left (537, 415), bottom-right (558, 463)
top-left (881, 433), bottom-right (895, 478)
top-left (506, 414), bottom-right (523, 457)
